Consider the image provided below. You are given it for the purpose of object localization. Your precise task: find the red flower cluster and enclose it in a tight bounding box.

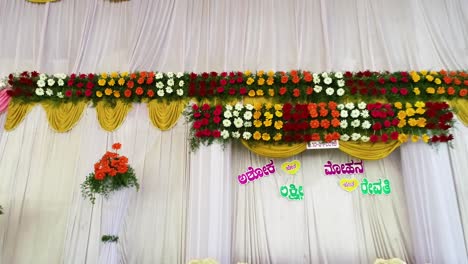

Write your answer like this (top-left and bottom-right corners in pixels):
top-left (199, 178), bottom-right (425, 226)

top-left (367, 103), bottom-right (399, 131)
top-left (93, 143), bottom-right (129, 180)
top-left (188, 72), bottom-right (246, 98)
top-left (191, 103), bottom-right (222, 138)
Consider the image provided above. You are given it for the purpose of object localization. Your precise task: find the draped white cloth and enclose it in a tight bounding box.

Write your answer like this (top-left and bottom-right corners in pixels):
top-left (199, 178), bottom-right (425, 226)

top-left (0, 0), bottom-right (468, 263)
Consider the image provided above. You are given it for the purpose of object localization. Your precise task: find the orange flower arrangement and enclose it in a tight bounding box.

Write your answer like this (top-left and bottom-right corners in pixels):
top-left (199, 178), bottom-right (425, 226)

top-left (81, 143), bottom-right (139, 204)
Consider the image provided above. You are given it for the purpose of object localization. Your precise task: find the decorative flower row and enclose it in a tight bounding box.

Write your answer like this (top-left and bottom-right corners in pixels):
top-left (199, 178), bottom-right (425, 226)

top-left (4, 70), bottom-right (468, 104)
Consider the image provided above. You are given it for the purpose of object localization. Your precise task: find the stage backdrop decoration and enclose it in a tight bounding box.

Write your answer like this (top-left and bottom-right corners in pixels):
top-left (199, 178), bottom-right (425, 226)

top-left (81, 142), bottom-right (139, 263)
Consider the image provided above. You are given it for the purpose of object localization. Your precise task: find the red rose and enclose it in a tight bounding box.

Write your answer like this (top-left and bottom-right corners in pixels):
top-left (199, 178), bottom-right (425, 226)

top-left (220, 72), bottom-right (228, 77)
top-left (220, 79), bottom-right (227, 86)
top-left (65, 90), bottom-right (73, 97)
top-left (76, 90), bottom-right (82, 96)
top-left (193, 112), bottom-right (201, 118)
top-left (217, 87), bottom-right (225, 94)
top-left (212, 130), bottom-right (221, 138)
top-left (76, 82), bottom-right (84, 88)
top-left (391, 119), bottom-right (399, 126)
top-left (370, 135), bottom-right (379, 142)
top-left (67, 80), bottom-right (74, 86)
top-left (202, 104), bottom-right (210, 111)
top-left (381, 133), bottom-right (389, 142)
top-left (384, 120), bottom-right (391, 128)
top-left (87, 73), bottom-right (95, 80)
top-left (391, 87), bottom-right (398, 94)
top-left (190, 73), bottom-right (198, 80)
top-left (378, 78), bottom-right (385, 84)
top-left (390, 131), bottom-right (399, 140)
top-left (31, 71), bottom-right (39, 77)
top-left (228, 88), bottom-right (236, 95)
top-left (210, 72), bottom-right (218, 77)
top-left (237, 77), bottom-right (243, 83)
top-left (79, 74), bottom-right (86, 79)
top-left (85, 90), bottom-right (93, 97)
top-left (372, 122), bottom-right (382, 130)
top-left (192, 104), bottom-right (199, 111)
top-left (344, 71), bottom-right (353, 78)
top-left (401, 77), bottom-right (408, 83)
top-left (86, 81), bottom-right (94, 89)
top-left (239, 87), bottom-right (247, 95)
top-left (400, 88), bottom-right (408, 95)
top-left (193, 121), bottom-right (202, 129)
top-left (389, 76), bottom-right (397, 83)
top-left (70, 73), bottom-right (77, 79)
top-left (213, 116), bottom-right (221, 124)
top-left (201, 72), bottom-right (209, 79)
top-left (380, 88), bottom-right (387, 95)
top-left (201, 118), bottom-right (209, 126)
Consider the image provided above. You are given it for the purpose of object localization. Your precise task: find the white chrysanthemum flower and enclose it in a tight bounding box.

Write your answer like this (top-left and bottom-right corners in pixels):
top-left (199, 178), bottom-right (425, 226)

top-left (335, 72), bottom-right (343, 78)
top-left (321, 72), bottom-right (329, 78)
top-left (245, 104), bottom-right (254, 110)
top-left (155, 72), bottom-right (163, 79)
top-left (337, 79), bottom-right (345, 87)
top-left (351, 109), bottom-right (360, 118)
top-left (167, 78), bottom-right (174, 86)
top-left (53, 73), bottom-right (65, 79)
top-left (243, 131), bottom-right (252, 140)
top-left (243, 111), bottom-right (252, 120)
top-left (176, 72), bottom-right (184, 78)
top-left (156, 81), bottom-right (164, 88)
top-left (345, 102), bottom-right (355, 110)
top-left (235, 103), bottom-right (243, 111)
top-left (178, 80), bottom-right (184, 87)
top-left (244, 121), bottom-right (252, 127)
top-left (340, 119), bottom-right (348, 128)
top-left (57, 79), bottom-right (64, 86)
top-left (340, 134), bottom-right (350, 141)
top-left (358, 102), bottom-right (367, 110)
top-left (336, 88), bottom-right (345, 96)
top-left (165, 87), bottom-right (173, 94)
top-left (361, 109), bottom-right (370, 118)
top-left (324, 77), bottom-right (332, 85)
top-left (313, 76), bottom-right (321, 84)
top-left (37, 79), bottom-right (46, 88)
top-left (351, 133), bottom-right (361, 141)
top-left (176, 89), bottom-right (184, 96)
top-left (351, 119), bottom-right (361, 128)
top-left (45, 88), bottom-right (53, 96)
top-left (233, 110), bottom-right (239, 117)
top-left (224, 110), bottom-right (232, 118)
top-left (222, 119), bottom-right (232, 127)
top-left (39, 73), bottom-right (47, 80)
top-left (221, 130), bottom-right (230, 139)
top-left (234, 117), bottom-right (244, 128)
top-left (232, 131), bottom-right (240, 138)
top-left (325, 87), bottom-right (334, 95)
top-left (361, 136), bottom-right (370, 142)
top-left (166, 72), bottom-right (174, 78)
top-left (57, 91), bottom-right (64, 98)
top-left (47, 78), bottom-right (55, 86)
top-left (361, 120), bottom-right (371, 129)
top-left (337, 104), bottom-right (345, 110)
top-left (340, 110), bottom-right (349, 118)
top-left (35, 88), bottom-right (45, 96)
top-left (225, 105), bottom-right (233, 111)
top-left (313, 85), bottom-right (323, 93)
top-left (157, 89), bottom-right (165, 97)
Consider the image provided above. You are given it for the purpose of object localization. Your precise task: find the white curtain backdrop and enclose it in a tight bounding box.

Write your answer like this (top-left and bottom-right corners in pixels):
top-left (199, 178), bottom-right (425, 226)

top-left (0, 0), bottom-right (468, 263)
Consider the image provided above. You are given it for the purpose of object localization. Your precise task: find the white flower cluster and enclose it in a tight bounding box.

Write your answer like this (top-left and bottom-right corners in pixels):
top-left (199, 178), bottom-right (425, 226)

top-left (0, 76), bottom-right (8, 89)
top-left (221, 103), bottom-right (254, 140)
top-left (155, 71), bottom-right (185, 97)
top-left (338, 102), bottom-right (371, 142)
top-left (35, 73), bottom-right (67, 97)
top-left (311, 72), bottom-right (345, 96)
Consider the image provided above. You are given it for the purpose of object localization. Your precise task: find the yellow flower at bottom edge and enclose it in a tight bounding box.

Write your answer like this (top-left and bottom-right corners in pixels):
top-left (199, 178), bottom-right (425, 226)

top-left (274, 120), bottom-right (283, 129)
top-left (422, 134), bottom-right (430, 143)
top-left (268, 89), bottom-right (275, 96)
top-left (253, 131), bottom-right (262, 140)
top-left (118, 78), bottom-right (125, 86)
top-left (408, 118), bottom-right (417, 126)
top-left (262, 133), bottom-right (271, 141)
top-left (416, 118), bottom-right (426, 127)
top-left (398, 133), bottom-right (408, 143)
top-left (113, 91), bottom-right (121, 98)
top-left (273, 133), bottom-right (282, 141)
top-left (420, 70), bottom-right (428, 76)
top-left (398, 119), bottom-right (407, 128)
top-left (411, 135), bottom-right (419, 142)
top-left (96, 91), bottom-right (103, 97)
top-left (104, 88), bottom-right (113, 96)
top-left (246, 77), bottom-right (255, 85)
top-left (256, 89), bottom-right (264, 96)
top-left (248, 89), bottom-right (256, 97)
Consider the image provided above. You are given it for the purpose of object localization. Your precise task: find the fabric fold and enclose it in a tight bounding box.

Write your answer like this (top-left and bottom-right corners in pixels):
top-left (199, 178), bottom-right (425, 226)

top-left (147, 100), bottom-right (187, 131)
top-left (41, 101), bottom-right (87, 132)
top-left (95, 101), bottom-right (132, 132)
top-left (4, 100), bottom-right (34, 131)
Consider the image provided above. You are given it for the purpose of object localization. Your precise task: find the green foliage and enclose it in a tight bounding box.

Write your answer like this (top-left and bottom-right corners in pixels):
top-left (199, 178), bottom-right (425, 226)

top-left (0, 205), bottom-right (3, 215)
top-left (101, 235), bottom-right (119, 243)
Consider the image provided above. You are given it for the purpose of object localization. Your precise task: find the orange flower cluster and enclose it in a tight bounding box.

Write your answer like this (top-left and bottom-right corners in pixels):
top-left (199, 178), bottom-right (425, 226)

top-left (125, 71), bottom-right (156, 98)
top-left (308, 102), bottom-right (340, 129)
top-left (93, 143), bottom-right (129, 180)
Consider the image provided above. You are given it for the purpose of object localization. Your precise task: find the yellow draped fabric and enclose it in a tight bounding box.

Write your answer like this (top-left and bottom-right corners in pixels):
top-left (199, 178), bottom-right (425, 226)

top-left (450, 99), bottom-right (468, 126)
top-left (339, 141), bottom-right (402, 160)
top-left (27, 0), bottom-right (59, 3)
top-left (96, 100), bottom-right (132, 131)
top-left (241, 140), bottom-right (307, 158)
top-left (4, 101), bottom-right (34, 131)
top-left (147, 100), bottom-right (187, 130)
top-left (41, 101), bottom-right (87, 132)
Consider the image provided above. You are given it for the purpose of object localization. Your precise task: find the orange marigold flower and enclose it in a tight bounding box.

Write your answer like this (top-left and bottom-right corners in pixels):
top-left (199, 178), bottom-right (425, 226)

top-left (147, 89), bottom-right (155, 97)
top-left (140, 71), bottom-right (147, 78)
top-left (290, 70), bottom-right (298, 76)
top-left (328, 101), bottom-right (337, 110)
top-left (319, 108), bottom-right (328, 117)
top-left (308, 103), bottom-right (317, 110)
top-left (449, 71), bottom-right (457, 76)
top-left (293, 88), bottom-right (300, 97)
top-left (436, 87), bottom-right (445, 94)
top-left (331, 110), bottom-right (340, 118)
top-left (320, 119), bottom-right (330, 129)
top-left (280, 75), bottom-right (288, 84)
top-left (331, 118), bottom-right (340, 127)
top-left (439, 69), bottom-right (447, 76)
top-left (292, 76), bottom-right (300, 84)
top-left (130, 73), bottom-right (137, 79)
top-left (279, 87), bottom-right (287, 95)
top-left (310, 119), bottom-right (320, 128)
top-left (127, 80), bottom-right (134, 89)
top-left (112, 143), bottom-right (122, 150)
top-left (137, 77), bottom-right (145, 85)
top-left (460, 72), bottom-right (467, 77)
top-left (148, 72), bottom-right (155, 78)
top-left (460, 89), bottom-right (468, 97)
top-left (311, 133), bottom-right (321, 141)
top-left (454, 78), bottom-right (461, 85)
top-left (464, 80), bottom-right (468, 86)
top-left (443, 76), bottom-right (452, 84)
top-left (309, 110), bottom-right (318, 118)
top-left (146, 77), bottom-right (154, 85)
top-left (124, 89), bottom-right (132, 97)
top-left (95, 171), bottom-right (106, 180)
top-left (324, 133), bottom-right (334, 142)
top-left (135, 87), bottom-right (144, 95)
top-left (318, 102), bottom-right (327, 109)
top-left (447, 87), bottom-right (455, 95)
top-left (306, 86), bottom-right (313, 95)
top-left (303, 73), bottom-right (313, 82)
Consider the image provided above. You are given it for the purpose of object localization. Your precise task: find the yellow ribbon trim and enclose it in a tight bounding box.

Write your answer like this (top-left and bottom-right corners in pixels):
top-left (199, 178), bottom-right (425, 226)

top-left (241, 140), bottom-right (307, 158)
top-left (147, 100), bottom-right (187, 130)
top-left (450, 99), bottom-right (468, 126)
top-left (41, 101), bottom-right (87, 132)
top-left (339, 141), bottom-right (401, 160)
top-left (96, 100), bottom-right (132, 131)
top-left (4, 100), bottom-right (34, 131)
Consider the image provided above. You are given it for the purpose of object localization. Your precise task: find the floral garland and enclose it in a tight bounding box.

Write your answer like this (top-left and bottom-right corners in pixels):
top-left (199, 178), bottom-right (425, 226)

top-left (0, 205), bottom-right (3, 215)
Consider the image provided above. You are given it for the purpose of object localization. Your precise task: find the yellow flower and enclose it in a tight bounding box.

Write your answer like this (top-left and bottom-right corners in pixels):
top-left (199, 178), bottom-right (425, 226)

top-left (422, 134), bottom-right (430, 143)
top-left (113, 91), bottom-right (121, 98)
top-left (398, 133), bottom-right (408, 143)
top-left (426, 87), bottom-right (435, 94)
top-left (244, 70), bottom-right (251, 76)
top-left (275, 110), bottom-right (283, 117)
top-left (411, 73), bottom-right (421, 82)
top-left (394, 102), bottom-right (403, 109)
top-left (268, 89), bottom-right (275, 96)
top-left (411, 135), bottom-right (419, 142)
top-left (416, 117), bottom-right (426, 127)
top-left (104, 88), bottom-right (113, 96)
top-left (420, 70), bottom-right (428, 76)
top-left (264, 112), bottom-right (273, 119)
top-left (254, 103), bottom-right (262, 111)
top-left (253, 120), bottom-right (263, 127)
top-left (253, 111), bottom-right (262, 119)
top-left (108, 79), bottom-right (116, 86)
top-left (96, 91), bottom-right (103, 97)
top-left (246, 77), bottom-right (255, 85)
top-left (110, 72), bottom-right (118, 78)
top-left (397, 110), bottom-right (407, 120)
top-left (425, 75), bottom-right (434, 82)
top-left (437, 87), bottom-right (445, 94)
top-left (257, 78), bottom-right (265, 86)
top-left (274, 120), bottom-right (283, 129)
top-left (100, 72), bottom-right (108, 79)
top-left (273, 133), bottom-right (282, 141)
top-left (408, 118), bottom-right (417, 126)
top-left (267, 70), bottom-right (275, 77)
top-left (413, 87), bottom-right (421, 95)
top-left (405, 102), bottom-right (412, 108)
top-left (430, 70), bottom-right (438, 76)
top-left (415, 107), bottom-right (425, 115)
top-left (253, 131), bottom-right (261, 140)
top-left (256, 89), bottom-right (264, 96)
top-left (120, 72), bottom-right (129, 77)
top-left (262, 133), bottom-right (271, 141)
top-left (434, 78), bottom-right (442, 85)
top-left (248, 89), bottom-right (256, 97)
top-left (263, 119), bottom-right (272, 127)
top-left (406, 108), bottom-right (415, 117)
top-left (98, 79), bottom-right (107, 86)
top-left (265, 103), bottom-right (273, 110)
top-left (118, 78), bottom-right (125, 86)
top-left (257, 70), bottom-right (264, 77)
top-left (267, 77), bottom-right (274, 86)
top-left (274, 104), bottom-right (283, 111)
top-left (398, 119), bottom-right (407, 128)
top-left (415, 101), bottom-right (425, 108)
